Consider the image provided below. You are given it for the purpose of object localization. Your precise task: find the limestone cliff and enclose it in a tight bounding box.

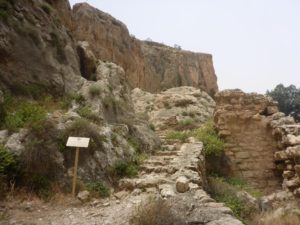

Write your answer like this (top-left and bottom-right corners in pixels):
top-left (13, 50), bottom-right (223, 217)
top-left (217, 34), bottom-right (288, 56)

top-left (141, 41), bottom-right (218, 94)
top-left (0, 0), bottom-right (83, 96)
top-left (71, 3), bottom-right (218, 94)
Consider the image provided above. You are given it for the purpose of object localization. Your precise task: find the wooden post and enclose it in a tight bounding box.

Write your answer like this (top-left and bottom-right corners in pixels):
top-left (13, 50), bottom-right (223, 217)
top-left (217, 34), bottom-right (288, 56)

top-left (66, 136), bottom-right (90, 197)
top-left (72, 147), bottom-right (80, 197)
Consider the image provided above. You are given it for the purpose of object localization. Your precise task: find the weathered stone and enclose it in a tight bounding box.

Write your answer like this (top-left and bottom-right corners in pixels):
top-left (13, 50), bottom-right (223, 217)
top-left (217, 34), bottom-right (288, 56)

top-left (283, 170), bottom-right (295, 179)
top-left (206, 217), bottom-right (244, 225)
top-left (274, 151), bottom-right (289, 161)
top-left (236, 191), bottom-right (259, 209)
top-left (5, 129), bottom-right (29, 156)
top-left (0, 130), bottom-right (8, 145)
top-left (285, 178), bottom-right (300, 188)
top-left (286, 145), bottom-right (300, 158)
top-left (284, 134), bottom-right (300, 146)
top-left (0, 0), bottom-right (83, 95)
top-left (130, 124), bottom-right (161, 153)
top-left (176, 176), bottom-right (190, 193)
top-left (114, 191), bottom-right (128, 200)
top-left (77, 191), bottom-right (90, 202)
top-left (72, 3), bottom-right (218, 94)
top-left (132, 86), bottom-right (215, 130)
top-left (293, 187), bottom-right (300, 197)
top-left (294, 165), bottom-right (300, 176)
top-left (159, 184), bottom-right (175, 198)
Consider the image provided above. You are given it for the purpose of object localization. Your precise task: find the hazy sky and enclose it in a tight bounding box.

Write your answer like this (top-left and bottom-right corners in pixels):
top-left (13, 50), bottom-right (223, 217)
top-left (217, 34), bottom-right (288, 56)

top-left (69, 0), bottom-right (300, 93)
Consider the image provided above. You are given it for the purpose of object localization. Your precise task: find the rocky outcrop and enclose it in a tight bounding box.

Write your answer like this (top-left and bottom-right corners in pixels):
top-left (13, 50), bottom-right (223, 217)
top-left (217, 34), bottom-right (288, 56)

top-left (71, 3), bottom-right (218, 94)
top-left (1, 43), bottom-right (160, 185)
top-left (141, 41), bottom-right (218, 94)
top-left (72, 3), bottom-right (145, 85)
top-left (132, 86), bottom-right (215, 131)
top-left (0, 0), bottom-right (83, 96)
top-left (214, 89), bottom-right (281, 193)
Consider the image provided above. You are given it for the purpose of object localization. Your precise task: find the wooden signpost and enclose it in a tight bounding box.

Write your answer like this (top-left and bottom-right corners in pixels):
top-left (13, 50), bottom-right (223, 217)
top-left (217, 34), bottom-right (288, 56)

top-left (66, 136), bottom-right (90, 197)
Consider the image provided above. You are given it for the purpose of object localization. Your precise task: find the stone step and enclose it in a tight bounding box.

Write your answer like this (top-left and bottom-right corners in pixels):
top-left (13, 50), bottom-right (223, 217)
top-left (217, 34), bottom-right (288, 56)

top-left (139, 165), bottom-right (178, 174)
top-left (155, 150), bottom-right (179, 156)
top-left (119, 174), bottom-right (172, 191)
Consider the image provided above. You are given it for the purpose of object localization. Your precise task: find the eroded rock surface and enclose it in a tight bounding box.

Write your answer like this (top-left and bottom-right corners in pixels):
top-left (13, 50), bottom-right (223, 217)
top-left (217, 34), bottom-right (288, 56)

top-left (72, 3), bottom-right (218, 94)
top-left (0, 0), bottom-right (83, 95)
top-left (132, 86), bottom-right (215, 130)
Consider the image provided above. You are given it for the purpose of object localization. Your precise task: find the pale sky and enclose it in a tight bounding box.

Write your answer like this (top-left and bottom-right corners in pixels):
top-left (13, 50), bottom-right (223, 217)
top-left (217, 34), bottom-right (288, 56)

top-left (69, 0), bottom-right (300, 93)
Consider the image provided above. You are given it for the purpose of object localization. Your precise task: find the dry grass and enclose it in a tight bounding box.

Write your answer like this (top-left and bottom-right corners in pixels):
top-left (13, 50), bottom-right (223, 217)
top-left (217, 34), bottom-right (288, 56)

top-left (252, 211), bottom-right (300, 225)
top-left (130, 197), bottom-right (185, 225)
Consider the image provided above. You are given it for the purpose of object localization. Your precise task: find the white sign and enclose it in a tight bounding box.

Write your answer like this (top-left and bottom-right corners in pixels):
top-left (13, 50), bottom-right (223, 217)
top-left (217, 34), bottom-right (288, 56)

top-left (66, 137), bottom-right (90, 148)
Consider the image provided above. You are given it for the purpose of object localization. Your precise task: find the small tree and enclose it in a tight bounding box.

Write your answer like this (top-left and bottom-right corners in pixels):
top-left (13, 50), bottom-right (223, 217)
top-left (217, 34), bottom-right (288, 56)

top-left (267, 84), bottom-right (300, 122)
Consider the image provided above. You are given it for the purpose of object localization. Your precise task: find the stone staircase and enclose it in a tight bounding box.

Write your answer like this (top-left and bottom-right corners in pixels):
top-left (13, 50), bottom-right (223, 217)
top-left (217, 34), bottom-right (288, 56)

top-left (4, 131), bottom-right (243, 225)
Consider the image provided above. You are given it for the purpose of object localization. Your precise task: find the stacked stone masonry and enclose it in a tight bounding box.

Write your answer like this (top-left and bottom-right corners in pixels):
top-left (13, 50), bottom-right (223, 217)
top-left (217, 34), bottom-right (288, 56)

top-left (214, 89), bottom-right (300, 196)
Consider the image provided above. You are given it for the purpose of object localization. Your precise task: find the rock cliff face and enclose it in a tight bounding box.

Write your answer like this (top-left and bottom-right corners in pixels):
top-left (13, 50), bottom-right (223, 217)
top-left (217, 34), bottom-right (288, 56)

top-left (0, 0), bottom-right (83, 96)
top-left (71, 3), bottom-right (218, 94)
top-left (141, 41), bottom-right (218, 94)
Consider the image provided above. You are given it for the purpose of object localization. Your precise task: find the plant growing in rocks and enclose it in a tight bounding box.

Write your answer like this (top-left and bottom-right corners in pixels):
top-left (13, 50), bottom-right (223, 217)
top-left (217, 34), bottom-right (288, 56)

top-left (88, 84), bottom-right (102, 97)
top-left (86, 181), bottom-right (110, 198)
top-left (1, 96), bottom-right (47, 132)
top-left (195, 119), bottom-right (224, 156)
top-left (0, 145), bottom-right (19, 199)
top-left (165, 130), bottom-right (190, 143)
top-left (208, 176), bottom-right (260, 223)
top-left (130, 197), bottom-right (185, 225)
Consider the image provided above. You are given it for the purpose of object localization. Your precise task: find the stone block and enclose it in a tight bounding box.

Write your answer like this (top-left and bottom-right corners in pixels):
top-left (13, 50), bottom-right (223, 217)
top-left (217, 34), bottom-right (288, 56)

top-left (176, 176), bottom-right (190, 193)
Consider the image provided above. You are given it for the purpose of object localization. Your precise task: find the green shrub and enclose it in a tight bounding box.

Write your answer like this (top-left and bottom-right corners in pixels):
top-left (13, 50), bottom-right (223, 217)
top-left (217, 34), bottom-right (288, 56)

top-left (208, 176), bottom-right (259, 222)
top-left (208, 177), bottom-right (244, 219)
top-left (195, 119), bottom-right (224, 156)
top-left (60, 93), bottom-right (85, 109)
top-left (4, 101), bottom-right (47, 131)
top-left (165, 131), bottom-right (190, 143)
top-left (76, 105), bottom-right (101, 123)
top-left (112, 161), bottom-right (138, 178)
top-left (89, 84), bottom-right (102, 97)
top-left (27, 174), bottom-right (52, 198)
top-left (127, 136), bottom-right (141, 153)
top-left (181, 111), bottom-right (188, 116)
top-left (227, 177), bottom-right (263, 198)
top-left (0, 145), bottom-right (19, 182)
top-left (176, 118), bottom-right (197, 130)
top-left (86, 181), bottom-right (110, 198)
top-left (149, 123), bottom-right (155, 131)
